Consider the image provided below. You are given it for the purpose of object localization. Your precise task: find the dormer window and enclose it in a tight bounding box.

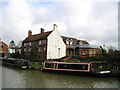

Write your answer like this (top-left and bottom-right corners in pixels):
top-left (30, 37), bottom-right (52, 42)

top-left (79, 41), bottom-right (82, 44)
top-left (70, 39), bottom-right (73, 45)
top-left (66, 39), bottom-right (69, 45)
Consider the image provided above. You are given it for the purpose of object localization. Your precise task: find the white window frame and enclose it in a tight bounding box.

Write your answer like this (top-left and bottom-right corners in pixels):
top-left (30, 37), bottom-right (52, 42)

top-left (38, 47), bottom-right (41, 52)
top-left (29, 48), bottom-right (31, 52)
top-left (44, 47), bottom-right (46, 51)
top-left (83, 50), bottom-right (86, 55)
top-left (66, 39), bottom-right (69, 45)
top-left (24, 43), bottom-right (26, 46)
top-left (79, 41), bottom-right (83, 44)
top-left (24, 48), bottom-right (26, 52)
top-left (90, 50), bottom-right (92, 54)
top-left (93, 49), bottom-right (95, 54)
top-left (39, 40), bottom-right (42, 45)
top-left (29, 42), bottom-right (31, 46)
top-left (70, 39), bottom-right (73, 45)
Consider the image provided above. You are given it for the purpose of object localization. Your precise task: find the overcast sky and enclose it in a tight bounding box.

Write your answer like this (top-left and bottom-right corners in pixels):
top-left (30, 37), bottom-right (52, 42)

top-left (0, 0), bottom-right (119, 49)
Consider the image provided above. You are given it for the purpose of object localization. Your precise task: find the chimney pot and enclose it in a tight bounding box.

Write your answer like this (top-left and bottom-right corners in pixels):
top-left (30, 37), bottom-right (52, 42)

top-left (53, 24), bottom-right (57, 30)
top-left (28, 30), bottom-right (32, 36)
top-left (41, 28), bottom-right (45, 33)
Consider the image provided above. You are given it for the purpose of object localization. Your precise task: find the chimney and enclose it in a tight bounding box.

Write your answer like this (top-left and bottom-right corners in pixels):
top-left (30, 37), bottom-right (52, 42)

top-left (53, 24), bottom-right (57, 30)
top-left (28, 30), bottom-right (32, 36)
top-left (41, 28), bottom-right (45, 33)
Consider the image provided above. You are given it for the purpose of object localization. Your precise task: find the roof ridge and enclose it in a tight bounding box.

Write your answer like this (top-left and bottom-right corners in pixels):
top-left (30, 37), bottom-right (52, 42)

top-left (24, 30), bottom-right (53, 42)
top-left (30, 30), bottom-right (53, 36)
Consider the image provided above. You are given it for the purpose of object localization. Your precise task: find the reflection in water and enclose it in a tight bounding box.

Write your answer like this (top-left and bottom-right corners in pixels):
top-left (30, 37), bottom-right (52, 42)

top-left (1, 65), bottom-right (119, 88)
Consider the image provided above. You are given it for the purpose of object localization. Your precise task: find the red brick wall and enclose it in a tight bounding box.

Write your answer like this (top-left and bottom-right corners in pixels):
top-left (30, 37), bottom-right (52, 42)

top-left (0, 41), bottom-right (8, 57)
top-left (80, 48), bottom-right (100, 57)
top-left (23, 39), bottom-right (47, 59)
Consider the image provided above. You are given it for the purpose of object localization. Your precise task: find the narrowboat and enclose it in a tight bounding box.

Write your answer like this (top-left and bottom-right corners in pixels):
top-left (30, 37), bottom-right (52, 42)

top-left (2, 58), bottom-right (29, 69)
top-left (41, 61), bottom-right (111, 76)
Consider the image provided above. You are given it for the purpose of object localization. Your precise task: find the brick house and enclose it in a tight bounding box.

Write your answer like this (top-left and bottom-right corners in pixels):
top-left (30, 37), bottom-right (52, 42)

top-left (21, 24), bottom-right (66, 60)
top-left (0, 41), bottom-right (8, 58)
top-left (21, 24), bottom-right (101, 60)
top-left (62, 36), bottom-right (101, 57)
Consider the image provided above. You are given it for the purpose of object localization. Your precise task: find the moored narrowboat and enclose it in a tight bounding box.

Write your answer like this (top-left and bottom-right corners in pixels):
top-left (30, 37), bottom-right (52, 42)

top-left (41, 61), bottom-right (111, 75)
top-left (2, 58), bottom-right (29, 69)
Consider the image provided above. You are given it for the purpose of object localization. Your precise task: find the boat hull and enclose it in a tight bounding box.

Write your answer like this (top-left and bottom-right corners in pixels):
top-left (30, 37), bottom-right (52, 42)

top-left (41, 68), bottom-right (111, 77)
top-left (41, 61), bottom-right (111, 77)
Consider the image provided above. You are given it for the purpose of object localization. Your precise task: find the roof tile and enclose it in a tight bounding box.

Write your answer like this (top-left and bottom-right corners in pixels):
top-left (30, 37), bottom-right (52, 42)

top-left (24, 31), bottom-right (52, 42)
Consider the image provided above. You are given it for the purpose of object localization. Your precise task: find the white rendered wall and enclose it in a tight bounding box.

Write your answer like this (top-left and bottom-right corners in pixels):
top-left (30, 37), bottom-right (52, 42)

top-left (47, 27), bottom-right (66, 59)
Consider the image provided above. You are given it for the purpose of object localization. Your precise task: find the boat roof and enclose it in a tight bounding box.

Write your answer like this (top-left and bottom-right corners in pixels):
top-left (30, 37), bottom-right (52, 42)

top-left (45, 61), bottom-right (91, 64)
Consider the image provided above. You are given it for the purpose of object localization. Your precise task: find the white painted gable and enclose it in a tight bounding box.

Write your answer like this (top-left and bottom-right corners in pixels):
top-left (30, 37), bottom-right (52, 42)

top-left (47, 24), bottom-right (66, 59)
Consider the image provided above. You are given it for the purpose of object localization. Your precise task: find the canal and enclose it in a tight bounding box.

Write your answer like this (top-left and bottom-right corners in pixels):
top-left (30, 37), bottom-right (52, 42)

top-left (1, 65), bottom-right (119, 88)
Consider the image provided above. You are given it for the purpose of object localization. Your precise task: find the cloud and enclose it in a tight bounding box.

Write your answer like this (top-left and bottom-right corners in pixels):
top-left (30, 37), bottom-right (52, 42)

top-left (0, 0), bottom-right (118, 49)
top-left (1, 0), bottom-right (32, 44)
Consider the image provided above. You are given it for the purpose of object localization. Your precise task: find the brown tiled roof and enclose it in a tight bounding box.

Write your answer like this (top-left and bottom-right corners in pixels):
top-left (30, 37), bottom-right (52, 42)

top-left (61, 36), bottom-right (89, 44)
top-left (23, 31), bottom-right (52, 42)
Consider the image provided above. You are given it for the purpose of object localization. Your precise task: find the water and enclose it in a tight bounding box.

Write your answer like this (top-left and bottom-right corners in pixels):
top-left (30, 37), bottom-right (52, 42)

top-left (1, 65), bottom-right (119, 88)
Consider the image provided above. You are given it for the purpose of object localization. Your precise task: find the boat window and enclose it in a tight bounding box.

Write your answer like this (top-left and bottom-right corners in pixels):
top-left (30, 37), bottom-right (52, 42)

top-left (55, 63), bottom-right (57, 69)
top-left (58, 64), bottom-right (88, 70)
top-left (45, 63), bottom-right (54, 68)
top-left (16, 60), bottom-right (22, 65)
top-left (22, 62), bottom-right (28, 66)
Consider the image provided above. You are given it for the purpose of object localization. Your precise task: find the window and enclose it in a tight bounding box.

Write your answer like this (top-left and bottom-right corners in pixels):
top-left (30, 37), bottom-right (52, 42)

top-left (77, 41), bottom-right (79, 44)
top-left (44, 47), bottom-right (46, 51)
top-left (92, 49), bottom-right (95, 54)
top-left (79, 41), bottom-right (82, 44)
top-left (38, 47), bottom-right (41, 52)
top-left (83, 50), bottom-right (86, 55)
top-left (0, 44), bottom-right (4, 48)
top-left (66, 39), bottom-right (69, 45)
top-left (45, 63), bottom-right (54, 68)
top-left (29, 42), bottom-right (31, 46)
top-left (66, 41), bottom-right (69, 45)
top-left (39, 40), bottom-right (42, 45)
top-left (70, 39), bottom-right (73, 45)
top-left (29, 48), bottom-right (31, 52)
top-left (24, 48), bottom-right (26, 52)
top-left (90, 50), bottom-right (92, 54)
top-left (24, 43), bottom-right (26, 46)
top-left (58, 64), bottom-right (88, 70)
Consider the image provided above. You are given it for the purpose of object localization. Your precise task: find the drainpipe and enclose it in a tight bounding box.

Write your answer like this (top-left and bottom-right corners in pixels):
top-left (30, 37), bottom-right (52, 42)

top-left (58, 48), bottom-right (60, 59)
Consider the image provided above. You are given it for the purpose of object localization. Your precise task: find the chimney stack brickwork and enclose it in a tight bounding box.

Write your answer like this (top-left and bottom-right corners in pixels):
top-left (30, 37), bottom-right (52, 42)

top-left (28, 30), bottom-right (32, 36)
top-left (41, 28), bottom-right (45, 33)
